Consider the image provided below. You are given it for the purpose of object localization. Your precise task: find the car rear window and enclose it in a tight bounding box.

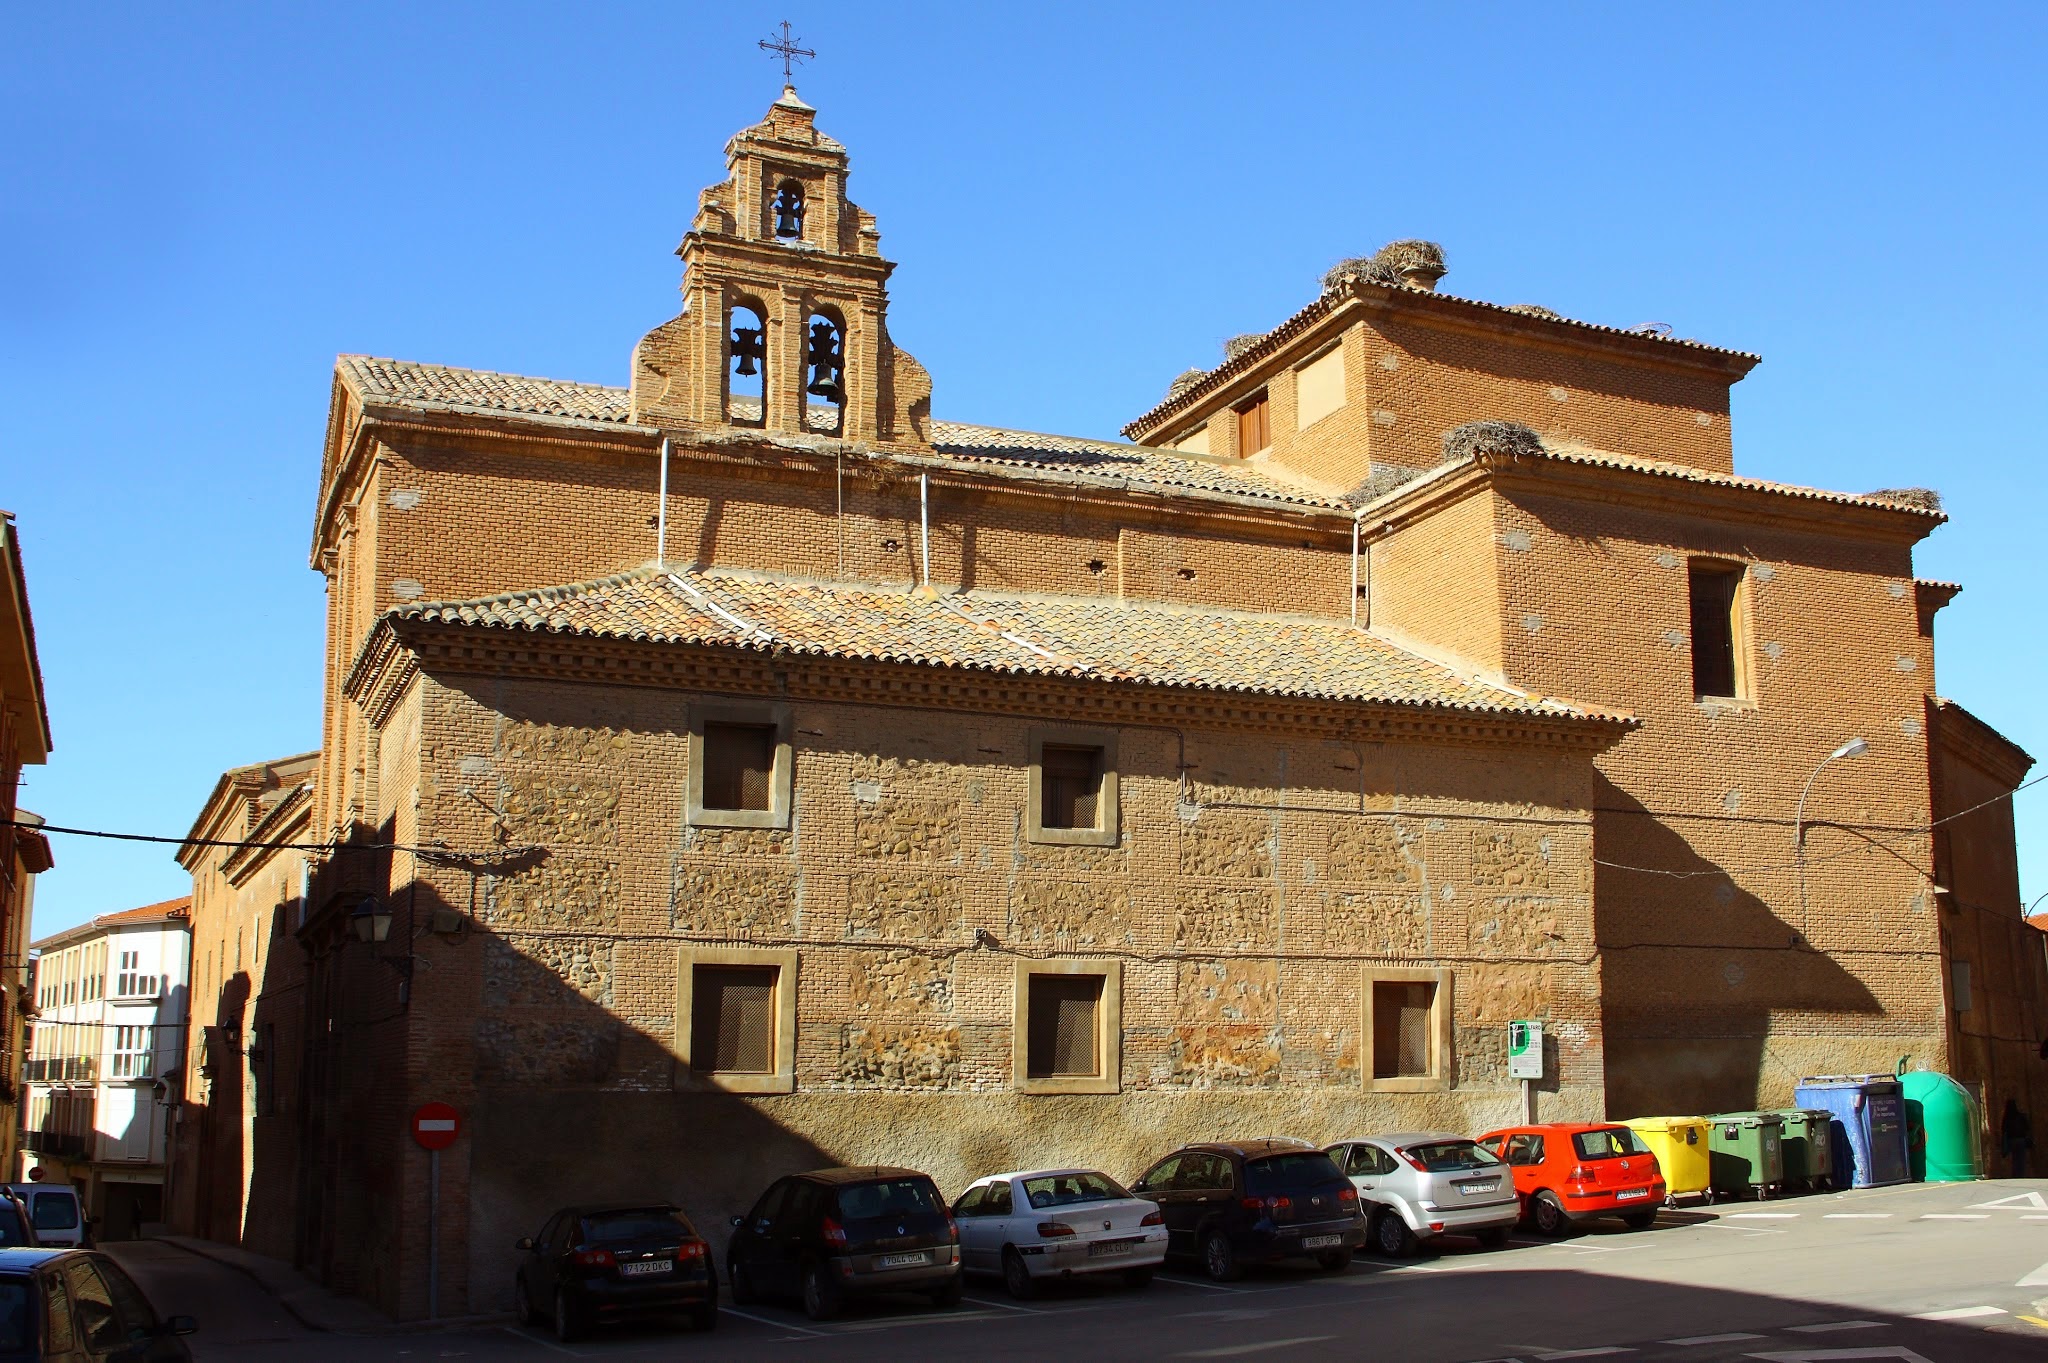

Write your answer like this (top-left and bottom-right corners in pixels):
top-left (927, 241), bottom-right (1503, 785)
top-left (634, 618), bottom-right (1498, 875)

top-left (582, 1209), bottom-right (695, 1243)
top-left (1573, 1128), bottom-right (1652, 1161)
top-left (30, 1195), bottom-right (76, 1231)
top-left (1022, 1172), bottom-right (1128, 1209)
top-left (834, 1179), bottom-right (942, 1221)
top-left (1243, 1153), bottom-right (1345, 1195)
top-left (1403, 1140), bottom-right (1502, 1171)
top-left (0, 1280), bottom-right (30, 1355)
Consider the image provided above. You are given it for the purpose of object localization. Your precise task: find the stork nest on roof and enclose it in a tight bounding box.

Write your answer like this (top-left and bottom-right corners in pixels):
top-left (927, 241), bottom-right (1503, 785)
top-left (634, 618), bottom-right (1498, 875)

top-left (1221, 333), bottom-right (1268, 362)
top-left (1322, 239), bottom-right (1447, 294)
top-left (1443, 420), bottom-right (1545, 466)
top-left (1865, 487), bottom-right (1943, 512)
top-left (1506, 303), bottom-right (1563, 320)
top-left (1165, 368), bottom-right (1209, 400)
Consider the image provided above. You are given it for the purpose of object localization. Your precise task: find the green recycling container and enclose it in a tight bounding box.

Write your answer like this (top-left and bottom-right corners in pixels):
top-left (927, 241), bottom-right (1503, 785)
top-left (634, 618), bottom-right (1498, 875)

top-left (1773, 1108), bottom-right (1837, 1190)
top-left (1708, 1111), bottom-right (1786, 1199)
top-left (1900, 1070), bottom-right (1983, 1182)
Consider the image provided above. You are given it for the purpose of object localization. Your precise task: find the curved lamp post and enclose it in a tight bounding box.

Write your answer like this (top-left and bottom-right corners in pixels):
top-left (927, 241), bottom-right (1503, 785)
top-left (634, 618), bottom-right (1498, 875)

top-left (1794, 737), bottom-right (1869, 941)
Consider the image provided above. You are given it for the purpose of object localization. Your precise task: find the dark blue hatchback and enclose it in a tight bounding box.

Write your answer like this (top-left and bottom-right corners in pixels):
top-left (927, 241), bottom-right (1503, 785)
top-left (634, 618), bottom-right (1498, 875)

top-left (0, 1248), bottom-right (196, 1360)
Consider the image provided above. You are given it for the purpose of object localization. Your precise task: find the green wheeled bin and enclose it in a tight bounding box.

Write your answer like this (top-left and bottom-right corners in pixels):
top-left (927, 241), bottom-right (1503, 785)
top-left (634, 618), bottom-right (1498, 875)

top-left (1709, 1112), bottom-right (1786, 1199)
top-left (1773, 1108), bottom-right (1837, 1191)
top-left (1900, 1070), bottom-right (1983, 1182)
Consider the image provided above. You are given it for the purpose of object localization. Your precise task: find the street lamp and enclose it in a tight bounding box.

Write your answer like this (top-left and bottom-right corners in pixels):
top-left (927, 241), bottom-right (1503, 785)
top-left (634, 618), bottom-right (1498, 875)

top-left (1794, 737), bottom-right (1870, 941)
top-left (349, 895), bottom-right (393, 945)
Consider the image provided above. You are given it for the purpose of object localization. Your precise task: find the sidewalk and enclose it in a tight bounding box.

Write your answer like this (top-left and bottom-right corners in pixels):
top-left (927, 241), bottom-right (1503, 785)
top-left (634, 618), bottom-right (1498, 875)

top-left (151, 1235), bottom-right (394, 1334)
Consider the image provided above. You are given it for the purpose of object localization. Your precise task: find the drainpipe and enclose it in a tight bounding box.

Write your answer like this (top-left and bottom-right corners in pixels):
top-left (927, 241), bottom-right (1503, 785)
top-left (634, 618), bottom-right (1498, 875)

top-left (919, 473), bottom-right (931, 588)
top-left (655, 436), bottom-right (671, 567)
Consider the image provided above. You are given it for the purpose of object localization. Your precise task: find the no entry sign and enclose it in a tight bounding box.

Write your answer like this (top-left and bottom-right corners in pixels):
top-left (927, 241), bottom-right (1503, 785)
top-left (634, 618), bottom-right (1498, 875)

top-left (412, 1101), bottom-right (462, 1151)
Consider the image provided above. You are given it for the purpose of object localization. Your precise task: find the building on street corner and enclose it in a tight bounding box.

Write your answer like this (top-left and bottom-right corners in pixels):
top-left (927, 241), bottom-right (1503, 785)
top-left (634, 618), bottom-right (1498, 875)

top-left (1, 510), bottom-right (55, 1181)
top-left (165, 89), bottom-right (2036, 1321)
top-left (20, 898), bottom-right (191, 1239)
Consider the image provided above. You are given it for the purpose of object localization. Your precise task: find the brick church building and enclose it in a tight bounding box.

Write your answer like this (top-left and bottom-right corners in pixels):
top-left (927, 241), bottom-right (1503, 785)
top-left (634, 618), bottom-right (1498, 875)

top-left (171, 86), bottom-right (2038, 1318)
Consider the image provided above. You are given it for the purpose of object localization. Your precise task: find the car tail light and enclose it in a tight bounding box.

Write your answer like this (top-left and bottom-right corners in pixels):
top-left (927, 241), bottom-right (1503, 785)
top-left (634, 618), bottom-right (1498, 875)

top-left (1140, 1210), bottom-right (1164, 1227)
top-left (1038, 1221), bottom-right (1076, 1238)
top-left (1396, 1150), bottom-right (1430, 1173)
top-left (944, 1212), bottom-right (959, 1244)
top-left (676, 1242), bottom-right (706, 1261)
top-left (821, 1217), bottom-right (848, 1248)
top-left (1569, 1165), bottom-right (1592, 1185)
top-left (572, 1248), bottom-right (615, 1267)
top-left (1240, 1196), bottom-right (1291, 1213)
top-left (1337, 1187), bottom-right (1358, 1204)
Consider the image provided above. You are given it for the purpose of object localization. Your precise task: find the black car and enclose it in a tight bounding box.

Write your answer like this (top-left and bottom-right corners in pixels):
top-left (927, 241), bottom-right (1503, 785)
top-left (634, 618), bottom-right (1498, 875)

top-left (514, 1204), bottom-right (717, 1340)
top-left (0, 1247), bottom-right (197, 1359)
top-left (727, 1167), bottom-right (962, 1320)
top-left (1132, 1140), bottom-right (1366, 1281)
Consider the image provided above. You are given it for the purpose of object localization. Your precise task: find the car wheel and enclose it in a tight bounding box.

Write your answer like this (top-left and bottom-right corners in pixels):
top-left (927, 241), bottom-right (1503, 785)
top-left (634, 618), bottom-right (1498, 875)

top-left (1622, 1210), bottom-right (1657, 1231)
top-left (1122, 1266), bottom-right (1155, 1289)
top-left (1475, 1227), bottom-right (1509, 1250)
top-left (514, 1275), bottom-right (541, 1327)
top-left (1316, 1248), bottom-right (1353, 1272)
top-left (552, 1291), bottom-right (586, 1343)
top-left (1530, 1191), bottom-right (1571, 1239)
top-left (728, 1258), bottom-right (758, 1306)
top-left (690, 1301), bottom-right (718, 1332)
top-left (1374, 1213), bottom-right (1416, 1259)
top-left (1002, 1248), bottom-right (1037, 1300)
top-left (801, 1263), bottom-right (841, 1322)
top-left (929, 1273), bottom-right (964, 1309)
top-left (1200, 1229), bottom-right (1242, 1283)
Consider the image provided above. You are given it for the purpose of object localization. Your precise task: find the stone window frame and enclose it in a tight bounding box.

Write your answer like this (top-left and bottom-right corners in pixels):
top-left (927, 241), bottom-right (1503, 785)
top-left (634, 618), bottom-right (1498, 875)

top-left (1012, 957), bottom-right (1122, 1096)
top-left (687, 701), bottom-right (794, 830)
top-left (675, 945), bottom-right (799, 1095)
top-left (1360, 965), bottom-right (1454, 1094)
top-left (1025, 726), bottom-right (1120, 848)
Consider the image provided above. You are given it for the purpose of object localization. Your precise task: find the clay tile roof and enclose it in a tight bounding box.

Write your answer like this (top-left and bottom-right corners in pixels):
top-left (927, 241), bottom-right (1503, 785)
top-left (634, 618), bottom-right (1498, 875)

top-left (1529, 440), bottom-right (1949, 520)
top-left (337, 356), bottom-right (635, 425)
top-left (389, 566), bottom-right (1630, 725)
top-left (30, 896), bottom-right (191, 953)
top-left (929, 422), bottom-right (1347, 509)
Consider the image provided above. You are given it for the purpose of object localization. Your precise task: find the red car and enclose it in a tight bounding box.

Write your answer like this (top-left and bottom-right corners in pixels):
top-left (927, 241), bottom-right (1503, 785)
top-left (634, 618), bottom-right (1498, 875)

top-left (1476, 1124), bottom-right (1666, 1236)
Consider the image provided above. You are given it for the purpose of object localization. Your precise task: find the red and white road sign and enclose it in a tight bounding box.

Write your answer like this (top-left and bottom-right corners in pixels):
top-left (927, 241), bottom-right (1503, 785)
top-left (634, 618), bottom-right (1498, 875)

top-left (411, 1102), bottom-right (462, 1151)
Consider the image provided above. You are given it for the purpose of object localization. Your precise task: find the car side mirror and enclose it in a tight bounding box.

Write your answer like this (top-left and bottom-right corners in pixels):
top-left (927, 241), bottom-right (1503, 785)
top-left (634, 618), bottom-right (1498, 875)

top-left (729, 1216), bottom-right (745, 1229)
top-left (515, 1237), bottom-right (534, 1251)
top-left (164, 1316), bottom-right (198, 1337)
top-left (1131, 1180), bottom-right (1148, 1193)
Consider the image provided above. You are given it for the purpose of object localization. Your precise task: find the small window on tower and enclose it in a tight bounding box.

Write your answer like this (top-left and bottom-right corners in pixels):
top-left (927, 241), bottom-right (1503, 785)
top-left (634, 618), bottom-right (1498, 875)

top-left (804, 311), bottom-right (845, 435)
top-left (772, 180), bottom-right (806, 240)
top-left (1688, 560), bottom-right (1745, 701)
top-left (727, 302), bottom-right (767, 427)
top-left (1235, 390), bottom-right (1271, 456)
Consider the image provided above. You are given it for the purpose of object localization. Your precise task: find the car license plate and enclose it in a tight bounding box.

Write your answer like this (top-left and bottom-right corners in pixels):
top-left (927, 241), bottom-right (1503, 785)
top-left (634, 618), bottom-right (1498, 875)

top-left (878, 1251), bottom-right (928, 1268)
top-left (1301, 1234), bottom-right (1342, 1250)
top-left (1459, 1181), bottom-right (1501, 1196)
top-left (1086, 1239), bottom-right (1135, 1257)
top-left (619, 1261), bottom-right (672, 1276)
top-left (1615, 1188), bottom-right (1649, 1201)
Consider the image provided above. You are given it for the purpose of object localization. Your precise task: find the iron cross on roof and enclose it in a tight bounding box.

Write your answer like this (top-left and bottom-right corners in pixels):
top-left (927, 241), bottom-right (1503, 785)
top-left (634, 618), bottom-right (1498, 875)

top-left (758, 21), bottom-right (816, 83)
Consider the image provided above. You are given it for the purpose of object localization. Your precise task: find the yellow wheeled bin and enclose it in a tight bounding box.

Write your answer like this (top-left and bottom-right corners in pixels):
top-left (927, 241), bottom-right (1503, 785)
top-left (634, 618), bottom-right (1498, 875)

top-left (1624, 1116), bottom-right (1714, 1206)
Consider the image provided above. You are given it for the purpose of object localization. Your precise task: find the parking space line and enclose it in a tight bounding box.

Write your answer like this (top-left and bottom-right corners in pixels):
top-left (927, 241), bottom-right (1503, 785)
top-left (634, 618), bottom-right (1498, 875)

top-left (2025, 1214), bottom-right (2048, 1221)
top-left (1663, 1333), bottom-right (1765, 1345)
top-left (2016, 1259), bottom-right (2048, 1287)
top-left (497, 1325), bottom-right (589, 1357)
top-left (718, 1307), bottom-right (828, 1337)
top-left (831, 1309), bottom-right (1009, 1333)
top-left (961, 1293), bottom-right (1045, 1314)
top-left (1726, 1212), bottom-right (1798, 1219)
top-left (1175, 1336), bottom-right (1335, 1357)
top-left (1783, 1320), bottom-right (1885, 1332)
top-left (1822, 1213), bottom-right (1891, 1219)
top-left (1910, 1305), bottom-right (2006, 1320)
top-left (1919, 1213), bottom-right (1989, 1220)
top-left (1156, 1273), bottom-right (1256, 1294)
top-left (1532, 1349), bottom-right (1634, 1359)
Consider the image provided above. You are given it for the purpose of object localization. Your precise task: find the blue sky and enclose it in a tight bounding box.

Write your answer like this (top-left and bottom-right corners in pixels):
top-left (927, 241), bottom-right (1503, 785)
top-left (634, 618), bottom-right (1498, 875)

top-left (4, 3), bottom-right (2044, 934)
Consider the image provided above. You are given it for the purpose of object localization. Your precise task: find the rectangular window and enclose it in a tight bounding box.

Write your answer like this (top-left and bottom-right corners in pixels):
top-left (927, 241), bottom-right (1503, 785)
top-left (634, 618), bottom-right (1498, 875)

top-left (1039, 744), bottom-right (1104, 832)
top-left (1026, 975), bottom-right (1103, 1079)
top-left (1688, 561), bottom-right (1743, 700)
top-left (1951, 960), bottom-right (1973, 1013)
top-left (1235, 391), bottom-right (1271, 456)
top-left (110, 1026), bottom-right (151, 1080)
top-left (691, 965), bottom-right (777, 1074)
top-left (702, 722), bottom-right (776, 812)
top-left (1372, 981), bottom-right (1436, 1079)
top-left (1295, 346), bottom-right (1346, 430)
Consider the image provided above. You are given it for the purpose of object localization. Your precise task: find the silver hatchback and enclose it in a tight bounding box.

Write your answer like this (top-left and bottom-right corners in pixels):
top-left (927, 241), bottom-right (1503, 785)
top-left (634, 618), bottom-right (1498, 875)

top-left (1326, 1133), bottom-right (1518, 1257)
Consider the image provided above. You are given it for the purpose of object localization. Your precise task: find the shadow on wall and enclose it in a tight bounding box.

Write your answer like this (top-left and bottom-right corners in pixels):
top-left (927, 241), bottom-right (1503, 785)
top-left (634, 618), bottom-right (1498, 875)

top-left (1594, 774), bottom-right (1885, 1119)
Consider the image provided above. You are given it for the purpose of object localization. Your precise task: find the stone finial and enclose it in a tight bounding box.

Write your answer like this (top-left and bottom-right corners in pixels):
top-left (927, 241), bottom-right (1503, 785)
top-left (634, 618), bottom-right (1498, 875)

top-left (1444, 420), bottom-right (1545, 468)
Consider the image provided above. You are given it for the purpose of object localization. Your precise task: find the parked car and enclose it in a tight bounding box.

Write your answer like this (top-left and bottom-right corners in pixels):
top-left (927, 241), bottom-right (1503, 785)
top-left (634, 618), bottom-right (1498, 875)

top-left (0, 1247), bottom-right (197, 1359)
top-left (513, 1203), bottom-right (717, 1340)
top-left (0, 1193), bottom-right (37, 1250)
top-left (1325, 1132), bottom-right (1519, 1256)
top-left (952, 1168), bottom-right (1167, 1298)
top-left (727, 1167), bottom-right (962, 1320)
top-left (1476, 1124), bottom-right (1667, 1236)
top-left (5, 1187), bottom-right (84, 1250)
top-left (1131, 1140), bottom-right (1365, 1281)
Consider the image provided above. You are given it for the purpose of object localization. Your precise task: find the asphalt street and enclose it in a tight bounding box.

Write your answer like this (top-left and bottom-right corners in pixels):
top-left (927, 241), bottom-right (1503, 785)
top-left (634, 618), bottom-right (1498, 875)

top-left (110, 1179), bottom-right (2048, 1363)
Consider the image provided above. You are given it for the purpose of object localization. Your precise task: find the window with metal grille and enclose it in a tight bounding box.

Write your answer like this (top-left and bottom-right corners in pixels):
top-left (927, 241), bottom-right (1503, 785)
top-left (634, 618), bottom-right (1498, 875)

top-left (1026, 975), bottom-right (1103, 1079)
top-left (1372, 980), bottom-right (1436, 1079)
top-left (702, 722), bottom-right (777, 812)
top-left (692, 965), bottom-right (777, 1074)
top-left (1235, 391), bottom-right (1271, 455)
top-left (1039, 744), bottom-right (1104, 831)
top-left (1688, 561), bottom-right (1743, 699)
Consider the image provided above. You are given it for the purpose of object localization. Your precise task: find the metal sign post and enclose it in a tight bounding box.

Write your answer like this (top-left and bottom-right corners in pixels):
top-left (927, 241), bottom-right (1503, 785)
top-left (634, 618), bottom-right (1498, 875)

top-left (1508, 1021), bottom-right (1544, 1123)
top-left (411, 1102), bottom-right (462, 1320)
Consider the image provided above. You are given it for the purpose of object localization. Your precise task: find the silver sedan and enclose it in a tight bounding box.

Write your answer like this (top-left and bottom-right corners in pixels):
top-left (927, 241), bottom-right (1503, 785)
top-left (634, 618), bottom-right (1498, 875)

top-left (951, 1168), bottom-right (1168, 1298)
top-left (1326, 1132), bottom-right (1519, 1256)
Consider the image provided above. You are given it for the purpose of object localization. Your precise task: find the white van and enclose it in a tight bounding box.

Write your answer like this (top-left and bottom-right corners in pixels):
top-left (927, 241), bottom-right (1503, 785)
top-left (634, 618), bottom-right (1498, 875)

top-left (7, 1183), bottom-right (87, 1247)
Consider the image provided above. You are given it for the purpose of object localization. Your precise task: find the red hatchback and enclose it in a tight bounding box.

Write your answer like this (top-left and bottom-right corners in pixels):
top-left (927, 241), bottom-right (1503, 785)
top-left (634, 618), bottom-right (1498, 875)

top-left (1476, 1124), bottom-right (1666, 1236)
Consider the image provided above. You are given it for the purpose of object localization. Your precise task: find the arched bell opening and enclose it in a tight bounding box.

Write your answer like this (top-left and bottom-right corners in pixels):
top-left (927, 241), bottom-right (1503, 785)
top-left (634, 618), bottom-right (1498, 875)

top-left (772, 180), bottom-right (806, 241)
top-left (726, 300), bottom-right (768, 427)
top-left (804, 308), bottom-right (846, 435)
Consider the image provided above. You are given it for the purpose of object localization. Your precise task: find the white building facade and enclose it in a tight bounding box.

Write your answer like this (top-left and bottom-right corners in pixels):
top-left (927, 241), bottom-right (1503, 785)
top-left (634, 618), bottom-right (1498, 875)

top-left (21, 897), bottom-right (191, 1240)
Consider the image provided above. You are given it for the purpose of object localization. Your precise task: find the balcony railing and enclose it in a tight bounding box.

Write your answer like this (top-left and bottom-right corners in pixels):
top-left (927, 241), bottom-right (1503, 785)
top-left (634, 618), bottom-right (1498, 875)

top-left (21, 1057), bottom-right (97, 1084)
top-left (18, 1130), bottom-right (88, 1160)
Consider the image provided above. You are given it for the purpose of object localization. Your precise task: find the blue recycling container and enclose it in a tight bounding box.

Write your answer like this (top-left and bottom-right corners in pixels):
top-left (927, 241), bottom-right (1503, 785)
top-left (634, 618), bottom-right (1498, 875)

top-left (1793, 1075), bottom-right (1911, 1189)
